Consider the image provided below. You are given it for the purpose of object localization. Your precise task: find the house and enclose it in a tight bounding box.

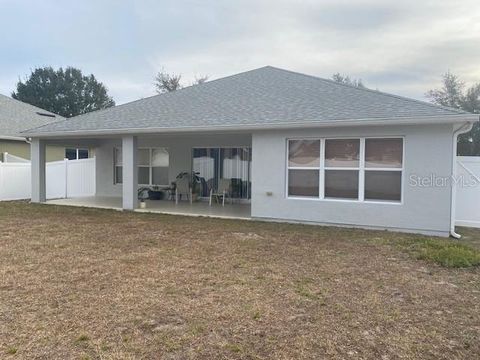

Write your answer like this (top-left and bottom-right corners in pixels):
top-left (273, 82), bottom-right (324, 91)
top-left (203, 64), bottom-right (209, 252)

top-left (0, 94), bottom-right (90, 161)
top-left (22, 66), bottom-right (479, 237)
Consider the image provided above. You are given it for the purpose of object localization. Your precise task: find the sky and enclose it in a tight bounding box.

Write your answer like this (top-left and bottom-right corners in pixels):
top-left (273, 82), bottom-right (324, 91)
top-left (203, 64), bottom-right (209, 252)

top-left (0, 0), bottom-right (479, 105)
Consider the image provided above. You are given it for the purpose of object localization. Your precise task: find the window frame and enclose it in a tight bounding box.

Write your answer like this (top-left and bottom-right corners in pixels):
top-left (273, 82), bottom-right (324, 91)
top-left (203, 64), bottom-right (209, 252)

top-left (285, 136), bottom-right (404, 204)
top-left (113, 147), bottom-right (169, 186)
top-left (363, 138), bottom-right (404, 203)
top-left (137, 148), bottom-right (151, 186)
top-left (113, 147), bottom-right (123, 185)
top-left (65, 148), bottom-right (89, 160)
top-left (286, 139), bottom-right (321, 198)
top-left (324, 138), bottom-right (361, 200)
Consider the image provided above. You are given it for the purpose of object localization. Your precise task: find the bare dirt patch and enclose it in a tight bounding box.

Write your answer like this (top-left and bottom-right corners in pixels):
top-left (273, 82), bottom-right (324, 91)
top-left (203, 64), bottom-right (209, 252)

top-left (0, 202), bottom-right (479, 359)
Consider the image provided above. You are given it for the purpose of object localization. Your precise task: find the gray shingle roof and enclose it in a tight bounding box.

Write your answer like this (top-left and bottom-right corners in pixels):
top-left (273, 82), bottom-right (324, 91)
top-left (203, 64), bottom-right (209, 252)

top-left (0, 94), bottom-right (64, 138)
top-left (23, 66), bottom-right (471, 136)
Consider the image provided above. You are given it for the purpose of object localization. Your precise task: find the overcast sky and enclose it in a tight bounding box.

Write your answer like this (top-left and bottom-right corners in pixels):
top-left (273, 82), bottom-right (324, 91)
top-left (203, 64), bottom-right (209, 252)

top-left (1, 0), bottom-right (479, 104)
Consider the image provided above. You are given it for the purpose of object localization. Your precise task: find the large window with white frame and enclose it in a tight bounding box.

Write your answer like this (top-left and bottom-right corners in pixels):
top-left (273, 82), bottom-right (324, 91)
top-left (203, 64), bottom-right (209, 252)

top-left (114, 147), bottom-right (169, 186)
top-left (287, 137), bottom-right (403, 202)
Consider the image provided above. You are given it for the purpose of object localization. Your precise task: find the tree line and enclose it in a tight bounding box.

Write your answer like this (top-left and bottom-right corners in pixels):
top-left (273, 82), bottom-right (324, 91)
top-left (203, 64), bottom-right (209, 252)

top-left (10, 67), bottom-right (480, 155)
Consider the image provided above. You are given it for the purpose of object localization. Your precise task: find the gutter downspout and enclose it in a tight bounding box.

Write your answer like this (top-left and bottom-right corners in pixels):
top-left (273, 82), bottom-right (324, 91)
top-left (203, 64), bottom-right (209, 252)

top-left (450, 121), bottom-right (475, 239)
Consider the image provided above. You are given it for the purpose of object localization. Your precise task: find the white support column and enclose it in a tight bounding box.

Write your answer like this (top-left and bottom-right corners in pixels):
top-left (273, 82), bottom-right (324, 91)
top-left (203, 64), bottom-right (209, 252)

top-left (122, 135), bottom-right (138, 210)
top-left (31, 138), bottom-right (46, 203)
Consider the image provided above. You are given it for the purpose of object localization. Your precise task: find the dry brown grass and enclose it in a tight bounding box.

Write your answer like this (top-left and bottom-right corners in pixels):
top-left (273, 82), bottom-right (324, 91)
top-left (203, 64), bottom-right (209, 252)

top-left (0, 201), bottom-right (479, 359)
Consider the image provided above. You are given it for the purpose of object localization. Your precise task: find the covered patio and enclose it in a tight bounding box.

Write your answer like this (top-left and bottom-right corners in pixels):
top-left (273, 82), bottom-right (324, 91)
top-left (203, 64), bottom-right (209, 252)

top-left (31, 131), bottom-right (253, 220)
top-left (46, 196), bottom-right (251, 219)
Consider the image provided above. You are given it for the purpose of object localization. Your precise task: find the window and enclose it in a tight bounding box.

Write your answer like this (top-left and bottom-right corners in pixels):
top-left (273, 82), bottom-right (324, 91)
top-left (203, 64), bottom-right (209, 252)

top-left (287, 140), bottom-right (320, 197)
top-left (65, 148), bottom-right (89, 160)
top-left (325, 170), bottom-right (359, 199)
top-left (324, 139), bottom-right (360, 199)
top-left (288, 140), bottom-right (320, 167)
top-left (288, 170), bottom-right (319, 197)
top-left (114, 147), bottom-right (169, 186)
top-left (114, 148), bottom-right (123, 184)
top-left (138, 149), bottom-right (150, 185)
top-left (152, 148), bottom-right (169, 185)
top-left (364, 138), bottom-right (403, 201)
top-left (286, 137), bottom-right (403, 202)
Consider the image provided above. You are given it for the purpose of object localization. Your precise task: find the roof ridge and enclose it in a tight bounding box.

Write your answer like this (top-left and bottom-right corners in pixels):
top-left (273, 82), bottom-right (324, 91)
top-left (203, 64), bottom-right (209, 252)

top-left (265, 66), bottom-right (467, 115)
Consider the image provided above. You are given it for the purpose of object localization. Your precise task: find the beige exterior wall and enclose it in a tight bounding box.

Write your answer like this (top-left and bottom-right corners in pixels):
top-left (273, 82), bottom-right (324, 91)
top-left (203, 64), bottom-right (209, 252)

top-left (0, 139), bottom-right (68, 162)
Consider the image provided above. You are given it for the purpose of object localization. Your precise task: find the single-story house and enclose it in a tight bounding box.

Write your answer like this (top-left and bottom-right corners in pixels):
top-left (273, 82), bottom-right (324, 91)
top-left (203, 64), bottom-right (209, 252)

top-left (0, 94), bottom-right (91, 161)
top-left (22, 66), bottom-right (479, 237)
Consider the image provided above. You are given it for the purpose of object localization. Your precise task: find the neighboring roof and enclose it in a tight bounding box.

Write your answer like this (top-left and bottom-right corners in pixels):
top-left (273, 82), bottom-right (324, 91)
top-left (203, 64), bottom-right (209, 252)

top-left (0, 94), bottom-right (64, 139)
top-left (23, 66), bottom-right (477, 137)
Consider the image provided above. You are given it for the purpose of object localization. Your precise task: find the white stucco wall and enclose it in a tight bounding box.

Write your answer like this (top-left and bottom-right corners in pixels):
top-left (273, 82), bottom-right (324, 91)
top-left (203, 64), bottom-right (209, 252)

top-left (94, 133), bottom-right (252, 197)
top-left (251, 124), bottom-right (454, 236)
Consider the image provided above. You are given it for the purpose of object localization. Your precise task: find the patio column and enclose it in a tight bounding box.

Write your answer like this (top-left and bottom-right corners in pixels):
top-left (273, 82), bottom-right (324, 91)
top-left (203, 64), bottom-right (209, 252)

top-left (122, 135), bottom-right (138, 210)
top-left (31, 138), bottom-right (46, 203)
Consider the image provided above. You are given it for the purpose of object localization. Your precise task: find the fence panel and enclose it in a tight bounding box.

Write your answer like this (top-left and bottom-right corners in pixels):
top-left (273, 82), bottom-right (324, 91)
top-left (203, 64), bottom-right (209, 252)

top-left (0, 158), bottom-right (96, 201)
top-left (46, 160), bottom-right (67, 199)
top-left (66, 158), bottom-right (96, 197)
top-left (456, 156), bottom-right (480, 228)
top-left (0, 162), bottom-right (31, 200)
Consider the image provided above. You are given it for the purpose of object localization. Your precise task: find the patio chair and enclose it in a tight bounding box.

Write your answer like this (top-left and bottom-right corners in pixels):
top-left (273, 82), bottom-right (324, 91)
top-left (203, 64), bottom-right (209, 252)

top-left (175, 177), bottom-right (192, 204)
top-left (209, 178), bottom-right (232, 206)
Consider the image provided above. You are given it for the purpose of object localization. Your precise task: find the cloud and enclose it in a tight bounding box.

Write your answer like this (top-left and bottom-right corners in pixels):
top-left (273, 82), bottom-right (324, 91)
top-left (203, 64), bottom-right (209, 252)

top-left (0, 0), bottom-right (479, 104)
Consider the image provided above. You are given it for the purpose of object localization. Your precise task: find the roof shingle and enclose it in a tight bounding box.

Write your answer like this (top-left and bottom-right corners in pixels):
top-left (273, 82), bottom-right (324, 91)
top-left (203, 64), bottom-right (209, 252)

top-left (23, 66), bottom-right (469, 136)
top-left (0, 94), bottom-right (63, 138)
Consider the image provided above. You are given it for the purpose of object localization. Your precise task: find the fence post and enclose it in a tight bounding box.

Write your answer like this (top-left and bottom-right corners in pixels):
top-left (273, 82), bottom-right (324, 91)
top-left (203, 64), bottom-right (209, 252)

top-left (0, 162), bottom-right (3, 200)
top-left (64, 158), bottom-right (68, 199)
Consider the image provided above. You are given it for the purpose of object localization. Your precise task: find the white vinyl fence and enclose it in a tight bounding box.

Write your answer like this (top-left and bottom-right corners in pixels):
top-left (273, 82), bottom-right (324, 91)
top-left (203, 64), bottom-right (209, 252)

top-left (3, 152), bottom-right (29, 163)
top-left (456, 156), bottom-right (480, 228)
top-left (0, 158), bottom-right (95, 201)
top-left (0, 162), bottom-right (31, 201)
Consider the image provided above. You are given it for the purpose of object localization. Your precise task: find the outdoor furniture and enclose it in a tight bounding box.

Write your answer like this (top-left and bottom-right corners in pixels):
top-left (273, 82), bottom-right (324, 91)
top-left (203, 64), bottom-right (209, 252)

top-left (175, 177), bottom-right (192, 204)
top-left (209, 178), bottom-right (232, 206)
top-left (167, 183), bottom-right (176, 201)
top-left (147, 188), bottom-right (164, 200)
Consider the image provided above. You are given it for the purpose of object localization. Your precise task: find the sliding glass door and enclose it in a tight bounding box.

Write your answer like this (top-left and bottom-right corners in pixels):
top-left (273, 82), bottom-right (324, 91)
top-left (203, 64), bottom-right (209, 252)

top-left (192, 148), bottom-right (219, 197)
top-left (193, 147), bottom-right (251, 199)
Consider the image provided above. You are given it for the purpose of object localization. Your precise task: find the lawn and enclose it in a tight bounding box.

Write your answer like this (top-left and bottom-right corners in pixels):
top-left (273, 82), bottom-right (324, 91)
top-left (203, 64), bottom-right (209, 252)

top-left (0, 202), bottom-right (479, 359)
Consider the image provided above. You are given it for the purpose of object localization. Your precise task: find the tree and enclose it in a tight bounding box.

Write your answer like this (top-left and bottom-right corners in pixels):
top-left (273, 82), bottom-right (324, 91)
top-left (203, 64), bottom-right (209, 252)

top-left (425, 71), bottom-right (464, 109)
top-left (332, 73), bottom-right (366, 88)
top-left (154, 70), bottom-right (183, 93)
top-left (193, 75), bottom-right (209, 85)
top-left (12, 67), bottom-right (115, 118)
top-left (426, 72), bottom-right (480, 155)
top-left (154, 69), bottom-right (209, 94)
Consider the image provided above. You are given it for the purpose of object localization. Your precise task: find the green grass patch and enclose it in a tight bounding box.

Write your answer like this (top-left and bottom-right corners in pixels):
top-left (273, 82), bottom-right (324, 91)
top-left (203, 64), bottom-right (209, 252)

top-left (399, 238), bottom-right (480, 268)
top-left (225, 343), bottom-right (243, 353)
top-left (294, 278), bottom-right (325, 302)
top-left (252, 310), bottom-right (261, 320)
top-left (75, 334), bottom-right (90, 343)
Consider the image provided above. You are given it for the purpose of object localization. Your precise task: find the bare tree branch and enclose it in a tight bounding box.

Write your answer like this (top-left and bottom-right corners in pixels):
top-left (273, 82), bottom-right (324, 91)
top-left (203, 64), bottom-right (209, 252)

top-left (332, 73), bottom-right (366, 88)
top-left (154, 69), bottom-right (183, 94)
top-left (193, 75), bottom-right (209, 85)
